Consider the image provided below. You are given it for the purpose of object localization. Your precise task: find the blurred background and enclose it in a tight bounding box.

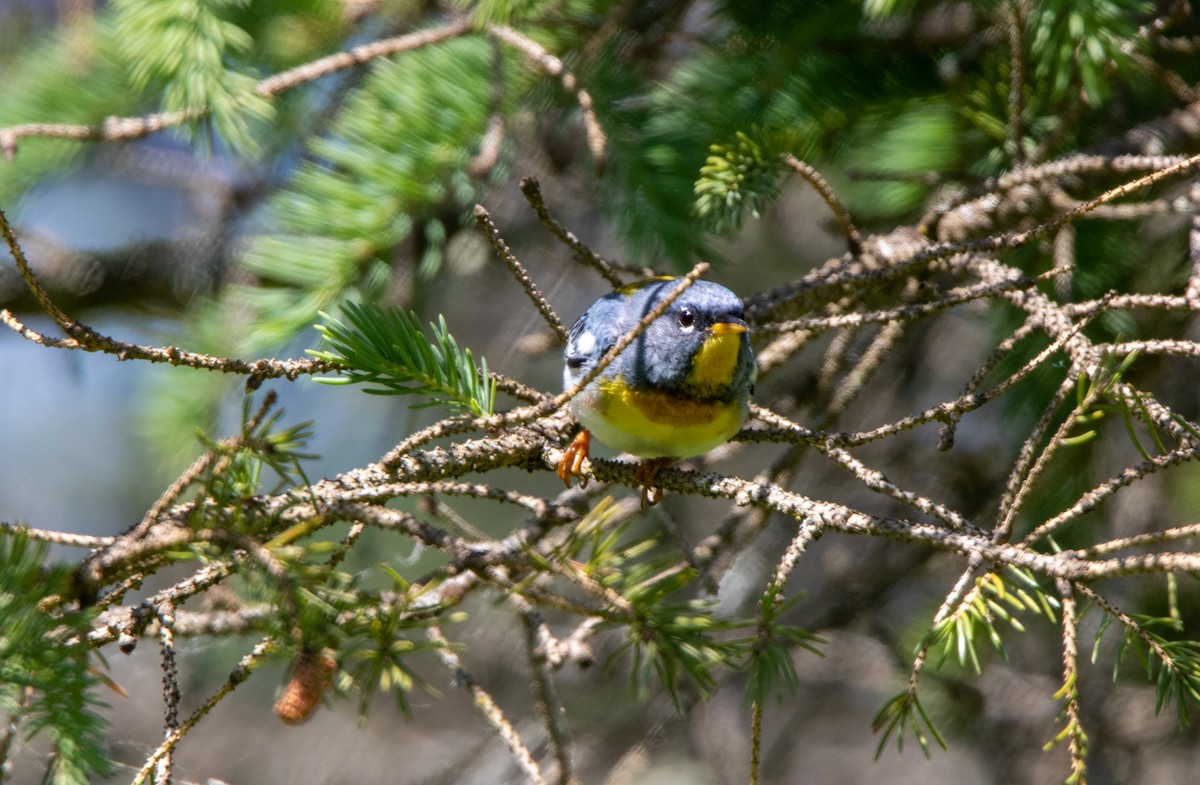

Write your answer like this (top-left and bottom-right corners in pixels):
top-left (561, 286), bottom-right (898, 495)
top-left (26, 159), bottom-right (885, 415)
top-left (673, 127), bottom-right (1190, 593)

top-left (4, 1), bottom-right (1200, 783)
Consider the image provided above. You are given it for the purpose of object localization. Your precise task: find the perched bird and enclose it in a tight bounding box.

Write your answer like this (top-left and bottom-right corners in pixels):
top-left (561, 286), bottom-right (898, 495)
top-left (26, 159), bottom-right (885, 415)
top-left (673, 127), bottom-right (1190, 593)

top-left (557, 277), bottom-right (756, 505)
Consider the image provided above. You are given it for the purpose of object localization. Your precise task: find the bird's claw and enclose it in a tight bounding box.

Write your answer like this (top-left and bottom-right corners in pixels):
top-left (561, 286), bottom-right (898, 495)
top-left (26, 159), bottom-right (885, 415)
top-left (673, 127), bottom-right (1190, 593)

top-left (557, 430), bottom-right (591, 488)
top-left (634, 458), bottom-right (670, 510)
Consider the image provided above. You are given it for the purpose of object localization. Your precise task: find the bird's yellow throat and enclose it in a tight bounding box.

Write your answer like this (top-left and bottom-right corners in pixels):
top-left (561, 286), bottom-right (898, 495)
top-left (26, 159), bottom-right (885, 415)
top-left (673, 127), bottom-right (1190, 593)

top-left (686, 323), bottom-right (745, 394)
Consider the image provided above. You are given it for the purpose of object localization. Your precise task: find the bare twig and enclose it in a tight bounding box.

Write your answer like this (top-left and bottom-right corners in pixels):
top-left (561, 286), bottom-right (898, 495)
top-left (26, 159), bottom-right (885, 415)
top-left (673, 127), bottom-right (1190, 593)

top-left (1055, 579), bottom-right (1088, 785)
top-left (993, 376), bottom-right (1077, 542)
top-left (474, 203), bottom-right (569, 342)
top-left (782, 154), bottom-right (862, 256)
top-left (131, 638), bottom-right (275, 785)
top-left (490, 25), bottom-right (606, 170)
top-left (1024, 445), bottom-right (1200, 546)
top-left (428, 626), bottom-right (548, 785)
top-left (1, 211), bottom-right (340, 380)
top-left (0, 521), bottom-right (113, 548)
top-left (0, 20), bottom-right (474, 160)
top-left (754, 272), bottom-right (1049, 335)
top-left (1006, 0), bottom-right (1027, 163)
top-left (519, 177), bottom-right (625, 287)
top-left (154, 605), bottom-right (181, 785)
top-left (517, 601), bottom-right (579, 785)
top-left (1184, 180), bottom-right (1200, 307)
top-left (817, 445), bottom-right (972, 531)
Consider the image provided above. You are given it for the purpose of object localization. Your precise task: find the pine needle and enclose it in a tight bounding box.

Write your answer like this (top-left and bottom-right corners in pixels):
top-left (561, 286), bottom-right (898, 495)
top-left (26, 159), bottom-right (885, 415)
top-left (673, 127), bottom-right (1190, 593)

top-left (310, 302), bottom-right (496, 417)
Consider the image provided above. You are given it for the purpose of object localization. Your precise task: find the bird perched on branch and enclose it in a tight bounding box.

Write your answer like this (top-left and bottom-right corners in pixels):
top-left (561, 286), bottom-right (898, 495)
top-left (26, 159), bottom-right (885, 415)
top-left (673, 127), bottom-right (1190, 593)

top-left (557, 277), bottom-right (756, 506)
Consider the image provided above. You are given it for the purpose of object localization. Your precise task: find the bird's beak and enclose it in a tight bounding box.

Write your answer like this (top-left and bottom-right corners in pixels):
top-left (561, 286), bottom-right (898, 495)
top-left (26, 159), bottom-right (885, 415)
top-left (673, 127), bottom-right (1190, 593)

top-left (710, 320), bottom-right (748, 336)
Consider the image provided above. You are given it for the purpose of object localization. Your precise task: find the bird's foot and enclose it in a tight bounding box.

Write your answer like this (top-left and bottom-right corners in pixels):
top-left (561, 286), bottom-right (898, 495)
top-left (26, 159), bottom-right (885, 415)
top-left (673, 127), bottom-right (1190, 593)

top-left (634, 457), bottom-right (671, 510)
top-left (557, 430), bottom-right (591, 488)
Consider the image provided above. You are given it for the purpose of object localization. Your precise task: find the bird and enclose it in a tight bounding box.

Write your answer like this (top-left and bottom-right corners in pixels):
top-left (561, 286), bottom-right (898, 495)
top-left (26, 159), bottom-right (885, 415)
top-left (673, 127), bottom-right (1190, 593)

top-left (556, 276), bottom-right (756, 506)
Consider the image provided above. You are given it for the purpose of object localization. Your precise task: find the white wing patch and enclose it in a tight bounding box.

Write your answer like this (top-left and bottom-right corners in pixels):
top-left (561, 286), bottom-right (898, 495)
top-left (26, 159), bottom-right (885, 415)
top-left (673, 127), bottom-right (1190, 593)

top-left (573, 330), bottom-right (597, 355)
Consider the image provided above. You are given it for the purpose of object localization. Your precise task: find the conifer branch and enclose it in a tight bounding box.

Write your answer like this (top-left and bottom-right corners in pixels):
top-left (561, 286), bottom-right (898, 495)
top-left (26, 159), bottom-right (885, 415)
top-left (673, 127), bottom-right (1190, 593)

top-left (254, 19), bottom-right (472, 98)
top-left (0, 19), bottom-right (474, 159)
top-left (489, 24), bottom-right (607, 170)
top-left (1, 209), bottom-right (339, 380)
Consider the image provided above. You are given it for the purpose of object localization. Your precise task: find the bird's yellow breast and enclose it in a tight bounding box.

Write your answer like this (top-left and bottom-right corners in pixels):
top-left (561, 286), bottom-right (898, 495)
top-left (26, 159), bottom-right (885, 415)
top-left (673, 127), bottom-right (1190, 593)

top-left (588, 376), bottom-right (745, 458)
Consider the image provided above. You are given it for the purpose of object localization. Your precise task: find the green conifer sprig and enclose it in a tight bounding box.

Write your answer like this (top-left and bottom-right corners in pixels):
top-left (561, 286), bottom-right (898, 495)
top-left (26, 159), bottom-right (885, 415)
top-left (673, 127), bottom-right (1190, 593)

top-left (922, 569), bottom-right (1058, 674)
top-left (872, 690), bottom-right (947, 759)
top-left (110, 0), bottom-right (273, 153)
top-left (1098, 613), bottom-right (1200, 727)
top-left (0, 532), bottom-right (110, 785)
top-left (193, 394), bottom-right (317, 513)
top-left (694, 130), bottom-right (782, 235)
top-left (745, 584), bottom-right (824, 706)
top-left (310, 302), bottom-right (496, 417)
top-left (1029, 0), bottom-right (1148, 104)
top-left (560, 510), bottom-right (755, 709)
top-left (619, 586), bottom-right (743, 708)
top-left (337, 570), bottom-right (460, 719)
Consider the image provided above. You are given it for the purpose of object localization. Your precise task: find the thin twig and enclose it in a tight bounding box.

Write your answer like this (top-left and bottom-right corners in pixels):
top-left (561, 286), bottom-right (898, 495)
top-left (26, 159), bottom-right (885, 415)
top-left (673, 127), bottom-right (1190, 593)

top-left (919, 153), bottom-right (1192, 236)
top-left (519, 177), bottom-right (625, 287)
top-left (0, 521), bottom-right (113, 548)
top-left (427, 626), bottom-right (548, 785)
top-left (992, 376), bottom-right (1077, 542)
top-left (490, 25), bottom-right (607, 170)
top-left (131, 638), bottom-right (275, 785)
top-left (474, 203), bottom-right (569, 342)
top-left (772, 319), bottom-right (1083, 449)
top-left (754, 272), bottom-right (1048, 335)
top-left (829, 319), bottom-right (904, 415)
top-left (817, 445), bottom-right (972, 531)
top-left (155, 605), bottom-right (181, 785)
top-left (0, 215), bottom-right (339, 380)
top-left (907, 150), bottom-right (1200, 272)
top-left (130, 392), bottom-right (279, 544)
top-left (1077, 521), bottom-right (1200, 557)
top-left (516, 601), bottom-right (578, 785)
top-left (781, 153), bottom-right (862, 256)
top-left (550, 266), bottom-right (708, 412)
top-left (749, 698), bottom-right (764, 785)
top-left (1024, 446), bottom-right (1200, 546)
top-left (1187, 180), bottom-right (1200, 307)
top-left (905, 556), bottom-right (985, 702)
top-left (1055, 579), bottom-right (1088, 785)
top-left (0, 19), bottom-right (473, 159)
top-left (1006, 0), bottom-right (1027, 163)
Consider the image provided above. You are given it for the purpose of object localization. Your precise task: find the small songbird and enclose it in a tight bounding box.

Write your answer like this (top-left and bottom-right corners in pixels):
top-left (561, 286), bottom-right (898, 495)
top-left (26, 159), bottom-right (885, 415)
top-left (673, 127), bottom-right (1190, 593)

top-left (557, 277), bottom-right (756, 505)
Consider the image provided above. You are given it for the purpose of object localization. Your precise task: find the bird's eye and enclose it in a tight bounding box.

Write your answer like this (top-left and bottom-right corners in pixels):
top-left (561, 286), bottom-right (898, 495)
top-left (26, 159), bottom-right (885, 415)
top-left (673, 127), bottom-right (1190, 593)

top-left (678, 308), bottom-right (696, 330)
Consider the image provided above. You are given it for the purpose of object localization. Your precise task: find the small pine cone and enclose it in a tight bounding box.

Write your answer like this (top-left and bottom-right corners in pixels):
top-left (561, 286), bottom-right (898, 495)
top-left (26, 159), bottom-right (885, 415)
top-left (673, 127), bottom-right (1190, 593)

top-left (274, 650), bottom-right (336, 725)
